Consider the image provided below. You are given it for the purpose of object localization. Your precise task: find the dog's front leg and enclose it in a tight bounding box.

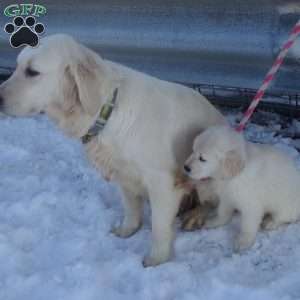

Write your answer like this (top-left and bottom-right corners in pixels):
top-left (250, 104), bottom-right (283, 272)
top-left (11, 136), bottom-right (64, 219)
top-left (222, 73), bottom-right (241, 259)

top-left (234, 207), bottom-right (263, 252)
top-left (112, 187), bottom-right (143, 238)
top-left (204, 200), bottom-right (233, 229)
top-left (143, 174), bottom-right (183, 267)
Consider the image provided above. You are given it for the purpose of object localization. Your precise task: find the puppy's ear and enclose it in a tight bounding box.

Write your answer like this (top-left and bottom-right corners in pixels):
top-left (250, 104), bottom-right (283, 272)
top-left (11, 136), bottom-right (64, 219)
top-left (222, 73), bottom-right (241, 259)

top-left (64, 48), bottom-right (114, 116)
top-left (220, 149), bottom-right (245, 179)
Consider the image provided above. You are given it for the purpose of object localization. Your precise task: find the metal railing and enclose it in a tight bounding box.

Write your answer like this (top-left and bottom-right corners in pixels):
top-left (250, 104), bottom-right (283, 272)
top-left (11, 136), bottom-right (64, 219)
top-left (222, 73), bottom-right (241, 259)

top-left (1, 0), bottom-right (300, 116)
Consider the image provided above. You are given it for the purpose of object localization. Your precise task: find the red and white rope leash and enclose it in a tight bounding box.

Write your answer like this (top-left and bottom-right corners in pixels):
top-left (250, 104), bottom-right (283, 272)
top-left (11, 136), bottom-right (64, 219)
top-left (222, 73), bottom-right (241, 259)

top-left (236, 19), bottom-right (300, 132)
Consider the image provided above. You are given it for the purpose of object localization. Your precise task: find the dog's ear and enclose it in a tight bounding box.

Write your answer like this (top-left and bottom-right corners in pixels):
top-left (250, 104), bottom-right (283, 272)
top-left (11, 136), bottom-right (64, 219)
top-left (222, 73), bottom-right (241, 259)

top-left (62, 65), bottom-right (80, 114)
top-left (73, 55), bottom-right (102, 115)
top-left (63, 49), bottom-right (113, 116)
top-left (220, 149), bottom-right (245, 179)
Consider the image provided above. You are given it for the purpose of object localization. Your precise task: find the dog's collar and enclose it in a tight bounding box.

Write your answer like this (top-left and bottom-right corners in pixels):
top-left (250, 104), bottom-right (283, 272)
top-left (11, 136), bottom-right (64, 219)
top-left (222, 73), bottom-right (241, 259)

top-left (81, 88), bottom-right (118, 144)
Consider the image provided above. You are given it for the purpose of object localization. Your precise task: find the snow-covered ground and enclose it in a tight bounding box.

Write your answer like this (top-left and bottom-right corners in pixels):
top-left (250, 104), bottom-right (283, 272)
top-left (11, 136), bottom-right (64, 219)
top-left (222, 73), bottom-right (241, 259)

top-left (1, 109), bottom-right (300, 300)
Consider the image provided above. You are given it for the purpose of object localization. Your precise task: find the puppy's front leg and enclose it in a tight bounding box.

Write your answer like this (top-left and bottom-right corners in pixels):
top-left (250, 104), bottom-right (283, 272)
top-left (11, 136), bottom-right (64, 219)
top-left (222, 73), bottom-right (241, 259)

top-left (112, 187), bottom-right (143, 238)
top-left (234, 207), bottom-right (263, 252)
top-left (143, 174), bottom-right (183, 267)
top-left (204, 201), bottom-right (233, 229)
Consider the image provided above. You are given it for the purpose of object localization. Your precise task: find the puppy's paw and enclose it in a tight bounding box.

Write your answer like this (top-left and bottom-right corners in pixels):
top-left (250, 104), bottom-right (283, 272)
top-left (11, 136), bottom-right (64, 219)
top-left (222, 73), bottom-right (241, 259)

top-left (204, 216), bottom-right (223, 229)
top-left (234, 234), bottom-right (255, 252)
top-left (261, 220), bottom-right (278, 231)
top-left (111, 223), bottom-right (141, 238)
top-left (261, 214), bottom-right (280, 231)
top-left (142, 254), bottom-right (169, 268)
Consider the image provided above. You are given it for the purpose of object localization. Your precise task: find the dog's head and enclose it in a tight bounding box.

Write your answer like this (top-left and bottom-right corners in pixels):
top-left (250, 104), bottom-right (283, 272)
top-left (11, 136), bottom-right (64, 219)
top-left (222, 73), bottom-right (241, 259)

top-left (0, 34), bottom-right (118, 138)
top-left (183, 125), bottom-right (246, 181)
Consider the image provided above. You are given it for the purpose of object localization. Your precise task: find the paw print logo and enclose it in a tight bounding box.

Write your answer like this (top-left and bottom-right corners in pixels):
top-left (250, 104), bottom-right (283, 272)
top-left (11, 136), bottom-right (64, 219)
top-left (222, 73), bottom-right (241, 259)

top-left (4, 16), bottom-right (45, 48)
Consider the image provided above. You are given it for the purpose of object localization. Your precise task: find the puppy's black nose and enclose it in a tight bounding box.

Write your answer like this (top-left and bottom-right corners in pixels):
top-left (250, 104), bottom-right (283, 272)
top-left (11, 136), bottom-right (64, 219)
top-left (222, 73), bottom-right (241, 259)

top-left (184, 165), bottom-right (191, 173)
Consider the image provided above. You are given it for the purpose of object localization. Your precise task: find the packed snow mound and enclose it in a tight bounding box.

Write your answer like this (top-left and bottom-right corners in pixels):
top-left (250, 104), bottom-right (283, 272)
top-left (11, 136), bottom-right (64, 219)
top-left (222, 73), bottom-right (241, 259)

top-left (0, 111), bottom-right (300, 300)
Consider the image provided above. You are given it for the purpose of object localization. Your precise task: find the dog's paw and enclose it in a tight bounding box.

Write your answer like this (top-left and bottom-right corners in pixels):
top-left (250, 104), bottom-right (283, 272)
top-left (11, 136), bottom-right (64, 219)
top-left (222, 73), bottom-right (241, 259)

top-left (142, 254), bottom-right (169, 268)
top-left (234, 234), bottom-right (255, 252)
top-left (261, 220), bottom-right (278, 231)
top-left (111, 223), bottom-right (141, 238)
top-left (4, 16), bottom-right (45, 48)
top-left (261, 214), bottom-right (280, 231)
top-left (204, 216), bottom-right (223, 229)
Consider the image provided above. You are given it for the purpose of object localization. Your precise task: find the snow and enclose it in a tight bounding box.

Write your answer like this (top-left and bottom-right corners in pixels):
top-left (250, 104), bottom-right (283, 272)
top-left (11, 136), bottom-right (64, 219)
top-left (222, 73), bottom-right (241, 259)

top-left (1, 110), bottom-right (300, 300)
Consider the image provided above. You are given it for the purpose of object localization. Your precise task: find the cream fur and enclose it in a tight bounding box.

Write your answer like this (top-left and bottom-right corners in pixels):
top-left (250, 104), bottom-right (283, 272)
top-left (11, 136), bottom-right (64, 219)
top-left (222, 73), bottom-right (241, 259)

top-left (185, 125), bottom-right (300, 252)
top-left (0, 34), bottom-right (226, 266)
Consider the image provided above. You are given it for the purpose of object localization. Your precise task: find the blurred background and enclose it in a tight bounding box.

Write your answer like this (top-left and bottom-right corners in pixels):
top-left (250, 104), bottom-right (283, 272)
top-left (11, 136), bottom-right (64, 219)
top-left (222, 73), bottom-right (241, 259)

top-left (1, 0), bottom-right (300, 115)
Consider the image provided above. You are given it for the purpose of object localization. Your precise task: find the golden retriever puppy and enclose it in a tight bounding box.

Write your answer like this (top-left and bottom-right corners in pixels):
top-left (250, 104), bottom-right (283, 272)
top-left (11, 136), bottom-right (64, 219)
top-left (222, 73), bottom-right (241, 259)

top-left (184, 125), bottom-right (300, 252)
top-left (0, 34), bottom-right (226, 266)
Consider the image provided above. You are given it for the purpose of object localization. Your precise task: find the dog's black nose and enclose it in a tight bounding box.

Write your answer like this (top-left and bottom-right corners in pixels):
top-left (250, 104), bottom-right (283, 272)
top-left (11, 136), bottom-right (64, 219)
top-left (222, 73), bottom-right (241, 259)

top-left (184, 165), bottom-right (191, 173)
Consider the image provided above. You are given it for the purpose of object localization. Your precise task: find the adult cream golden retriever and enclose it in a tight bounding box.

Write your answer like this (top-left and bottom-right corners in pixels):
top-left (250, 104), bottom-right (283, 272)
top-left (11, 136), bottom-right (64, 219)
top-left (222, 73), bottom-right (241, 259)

top-left (0, 34), bottom-right (225, 266)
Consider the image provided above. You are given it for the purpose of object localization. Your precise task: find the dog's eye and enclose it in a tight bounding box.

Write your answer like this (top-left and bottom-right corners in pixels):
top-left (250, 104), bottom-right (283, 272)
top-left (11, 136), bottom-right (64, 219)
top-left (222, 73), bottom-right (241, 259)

top-left (199, 156), bottom-right (206, 162)
top-left (25, 67), bottom-right (40, 77)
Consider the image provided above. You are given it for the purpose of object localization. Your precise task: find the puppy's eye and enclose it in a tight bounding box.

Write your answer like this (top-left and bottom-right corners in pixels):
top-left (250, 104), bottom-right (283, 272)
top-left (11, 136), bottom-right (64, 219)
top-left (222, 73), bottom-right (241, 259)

top-left (199, 156), bottom-right (206, 162)
top-left (25, 67), bottom-right (40, 77)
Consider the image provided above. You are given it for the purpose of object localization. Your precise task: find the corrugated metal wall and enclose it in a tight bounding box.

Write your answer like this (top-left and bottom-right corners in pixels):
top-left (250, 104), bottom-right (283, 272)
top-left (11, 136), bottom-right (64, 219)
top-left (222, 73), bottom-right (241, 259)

top-left (1, 0), bottom-right (300, 94)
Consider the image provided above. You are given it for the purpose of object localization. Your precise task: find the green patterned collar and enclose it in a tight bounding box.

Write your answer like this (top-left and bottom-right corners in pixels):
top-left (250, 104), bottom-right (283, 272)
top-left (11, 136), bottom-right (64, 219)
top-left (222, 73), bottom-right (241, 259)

top-left (81, 88), bottom-right (118, 144)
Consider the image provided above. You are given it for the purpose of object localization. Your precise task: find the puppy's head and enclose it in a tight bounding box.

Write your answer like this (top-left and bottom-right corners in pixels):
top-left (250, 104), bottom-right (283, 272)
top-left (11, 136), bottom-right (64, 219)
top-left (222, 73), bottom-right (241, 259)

top-left (0, 34), bottom-right (118, 138)
top-left (183, 125), bottom-right (246, 181)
